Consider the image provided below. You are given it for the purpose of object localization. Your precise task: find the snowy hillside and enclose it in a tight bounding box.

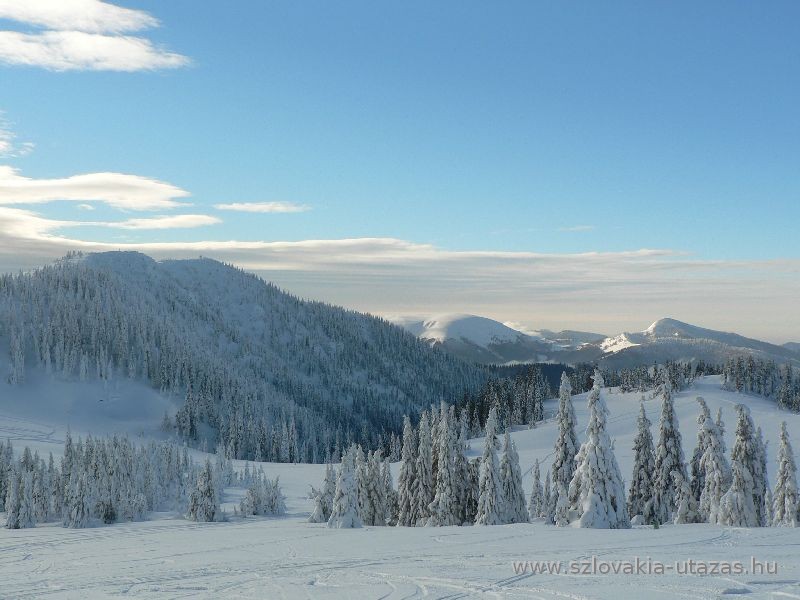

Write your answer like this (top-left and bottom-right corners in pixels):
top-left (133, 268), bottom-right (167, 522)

top-left (0, 252), bottom-right (485, 462)
top-left (4, 376), bottom-right (800, 598)
top-left (395, 313), bottom-right (800, 368)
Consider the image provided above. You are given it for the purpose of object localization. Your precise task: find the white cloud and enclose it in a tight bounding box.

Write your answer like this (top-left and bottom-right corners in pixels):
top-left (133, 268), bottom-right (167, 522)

top-left (77, 203), bottom-right (95, 210)
top-left (0, 0), bottom-right (188, 71)
top-left (0, 0), bottom-right (158, 34)
top-left (0, 205), bottom-right (797, 343)
top-left (0, 166), bottom-right (190, 210)
top-left (214, 202), bottom-right (311, 214)
top-left (0, 30), bottom-right (189, 71)
top-left (558, 224), bottom-right (595, 232)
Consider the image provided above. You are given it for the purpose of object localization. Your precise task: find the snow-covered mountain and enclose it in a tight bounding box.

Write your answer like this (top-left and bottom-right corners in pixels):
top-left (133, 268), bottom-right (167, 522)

top-left (390, 314), bottom-right (556, 364)
top-left (394, 313), bottom-right (800, 368)
top-left (0, 252), bottom-right (485, 462)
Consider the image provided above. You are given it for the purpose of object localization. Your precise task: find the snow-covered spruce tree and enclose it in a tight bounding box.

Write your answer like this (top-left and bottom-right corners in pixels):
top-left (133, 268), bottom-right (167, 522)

top-left (543, 470), bottom-right (554, 522)
top-left (187, 459), bottom-right (219, 523)
top-left (772, 422), bottom-right (798, 527)
top-left (308, 464), bottom-right (334, 523)
top-left (627, 401), bottom-right (655, 521)
top-left (716, 408), bottom-right (727, 454)
top-left (412, 412), bottom-right (434, 526)
top-left (672, 470), bottom-right (699, 524)
top-left (552, 372), bottom-right (579, 493)
top-left (64, 470), bottom-right (92, 528)
top-left (717, 460), bottom-right (757, 527)
top-left (354, 446), bottom-right (371, 525)
top-left (366, 450), bottom-right (387, 526)
top-left (651, 373), bottom-right (687, 525)
top-left (731, 404), bottom-right (766, 526)
top-left (475, 425), bottom-right (503, 525)
top-left (528, 459), bottom-right (544, 522)
top-left (568, 371), bottom-right (629, 529)
top-left (464, 457), bottom-right (479, 524)
top-left (453, 408), bottom-right (471, 525)
top-left (499, 432), bottom-right (527, 524)
top-left (328, 446), bottom-right (362, 528)
top-left (699, 417), bottom-right (730, 524)
top-left (690, 397), bottom-right (714, 504)
top-left (241, 471), bottom-right (286, 517)
top-left (754, 427), bottom-right (769, 527)
top-left (4, 463), bottom-right (22, 529)
top-left (382, 457), bottom-right (398, 526)
top-left (396, 416), bottom-right (417, 527)
top-left (484, 406), bottom-right (500, 449)
top-left (428, 407), bottom-right (459, 526)
top-left (554, 481), bottom-right (570, 527)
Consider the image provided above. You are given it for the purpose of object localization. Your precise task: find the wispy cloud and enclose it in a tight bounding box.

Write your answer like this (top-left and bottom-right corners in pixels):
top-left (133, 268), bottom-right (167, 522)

top-left (0, 112), bottom-right (34, 157)
top-left (558, 224), bottom-right (595, 232)
top-left (214, 202), bottom-right (311, 214)
top-left (0, 0), bottom-right (188, 71)
top-left (77, 203), bottom-right (95, 210)
top-left (0, 166), bottom-right (190, 210)
top-left (95, 214), bottom-right (220, 230)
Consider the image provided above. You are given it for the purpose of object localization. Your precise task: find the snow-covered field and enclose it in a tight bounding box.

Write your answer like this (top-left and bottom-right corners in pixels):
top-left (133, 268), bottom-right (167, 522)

top-left (3, 376), bottom-right (800, 599)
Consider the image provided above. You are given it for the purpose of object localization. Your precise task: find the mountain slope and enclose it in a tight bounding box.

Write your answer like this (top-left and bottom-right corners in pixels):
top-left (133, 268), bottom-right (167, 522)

top-left (0, 251), bottom-right (485, 462)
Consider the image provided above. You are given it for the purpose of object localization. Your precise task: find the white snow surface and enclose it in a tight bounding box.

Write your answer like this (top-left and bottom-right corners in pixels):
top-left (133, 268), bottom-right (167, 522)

top-left (3, 376), bottom-right (800, 598)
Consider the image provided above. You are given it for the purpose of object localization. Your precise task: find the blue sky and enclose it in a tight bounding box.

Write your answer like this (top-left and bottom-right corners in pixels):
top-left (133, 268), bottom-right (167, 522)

top-left (1, 1), bottom-right (799, 339)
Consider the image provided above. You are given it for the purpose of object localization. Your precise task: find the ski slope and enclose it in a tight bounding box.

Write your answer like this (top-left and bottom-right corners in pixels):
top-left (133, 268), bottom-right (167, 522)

top-left (2, 376), bottom-right (800, 598)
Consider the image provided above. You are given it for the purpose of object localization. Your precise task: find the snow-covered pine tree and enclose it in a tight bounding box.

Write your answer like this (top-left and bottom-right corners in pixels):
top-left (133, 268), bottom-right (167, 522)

top-left (568, 370), bottom-right (629, 529)
top-left (543, 470), bottom-right (554, 523)
top-left (772, 421), bottom-right (798, 527)
top-left (367, 450), bottom-right (387, 526)
top-left (699, 416), bottom-right (730, 524)
top-left (328, 446), bottom-right (362, 528)
top-left (396, 416), bottom-right (417, 527)
top-left (628, 401), bottom-right (655, 521)
top-left (428, 407), bottom-right (459, 526)
top-left (731, 404), bottom-right (765, 526)
top-left (64, 470), bottom-right (92, 528)
top-left (554, 481), bottom-right (570, 527)
top-left (412, 412), bottom-right (434, 526)
top-left (716, 408), bottom-right (727, 454)
top-left (354, 446), bottom-right (371, 524)
top-left (528, 458), bottom-right (543, 522)
top-left (464, 458), bottom-right (479, 524)
top-left (672, 470), bottom-right (699, 524)
top-left (4, 463), bottom-right (22, 529)
top-left (754, 427), bottom-right (769, 527)
top-left (382, 457), bottom-right (398, 526)
top-left (187, 459), bottom-right (219, 522)
top-left (308, 486), bottom-right (328, 523)
top-left (499, 432), bottom-right (527, 524)
top-left (717, 459), bottom-right (757, 527)
top-left (690, 397), bottom-right (713, 503)
top-left (453, 408), bottom-right (471, 525)
top-left (551, 372), bottom-right (578, 493)
top-left (651, 372), bottom-right (687, 525)
top-left (475, 425), bottom-right (503, 525)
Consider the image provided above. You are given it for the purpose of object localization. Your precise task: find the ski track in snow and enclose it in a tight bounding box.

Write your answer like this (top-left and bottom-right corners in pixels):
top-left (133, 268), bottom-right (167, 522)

top-left (3, 375), bottom-right (800, 598)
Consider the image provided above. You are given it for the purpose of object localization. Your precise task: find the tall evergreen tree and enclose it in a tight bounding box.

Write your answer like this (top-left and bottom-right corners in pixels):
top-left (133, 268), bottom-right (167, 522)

top-left (651, 373), bottom-right (687, 524)
top-left (499, 432), bottom-right (527, 524)
top-left (732, 404), bottom-right (765, 526)
top-left (528, 458), bottom-right (544, 522)
top-left (552, 372), bottom-right (578, 495)
top-left (628, 401), bottom-right (655, 520)
top-left (328, 446), bottom-right (362, 529)
top-left (568, 371), bottom-right (629, 529)
top-left (396, 416), bottom-right (417, 527)
top-left (475, 426), bottom-right (503, 525)
top-left (772, 422), bottom-right (798, 527)
top-left (412, 412), bottom-right (434, 526)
